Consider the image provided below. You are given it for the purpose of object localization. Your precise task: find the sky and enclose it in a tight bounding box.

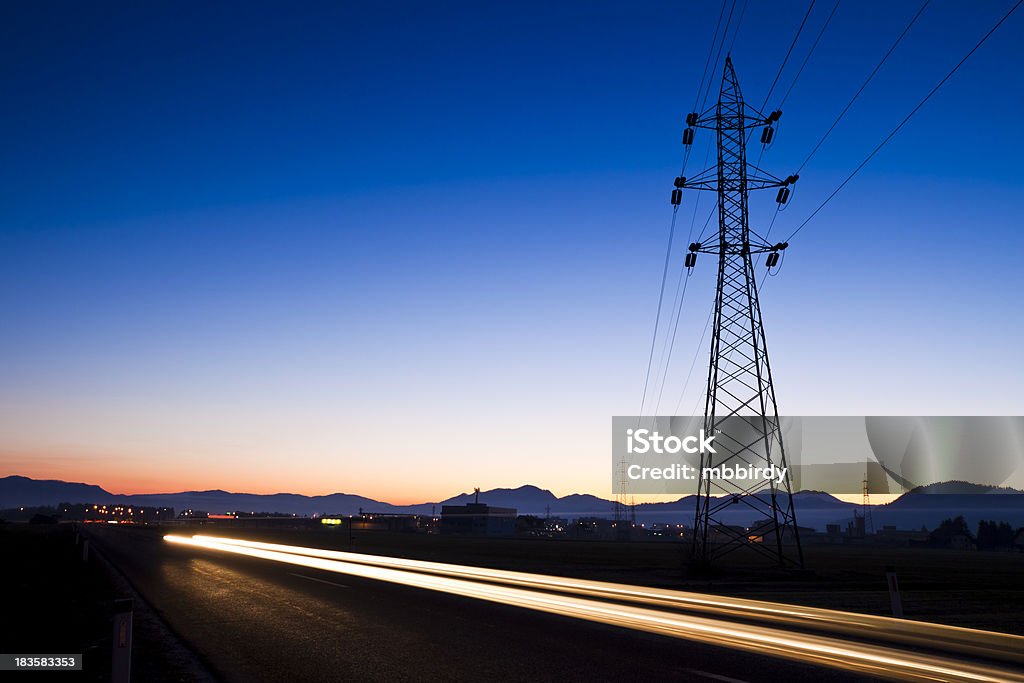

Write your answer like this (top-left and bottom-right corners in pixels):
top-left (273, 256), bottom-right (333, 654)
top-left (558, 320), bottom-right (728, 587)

top-left (2, 1), bottom-right (1023, 503)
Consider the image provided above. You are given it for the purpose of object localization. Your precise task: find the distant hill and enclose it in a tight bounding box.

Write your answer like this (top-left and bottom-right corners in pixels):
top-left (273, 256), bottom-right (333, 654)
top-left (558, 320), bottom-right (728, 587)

top-left (437, 486), bottom-right (614, 517)
top-left (905, 481), bottom-right (1024, 495)
top-left (0, 475), bottom-right (848, 521)
top-left (864, 482), bottom-right (1024, 530)
top-left (2, 475), bottom-right (1022, 531)
top-left (0, 476), bottom-right (402, 517)
top-left (0, 476), bottom-right (114, 508)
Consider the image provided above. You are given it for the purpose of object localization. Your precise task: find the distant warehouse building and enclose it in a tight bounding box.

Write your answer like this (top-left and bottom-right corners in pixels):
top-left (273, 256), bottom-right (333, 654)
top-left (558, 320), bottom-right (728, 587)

top-left (440, 502), bottom-right (517, 537)
top-left (350, 512), bottom-right (426, 533)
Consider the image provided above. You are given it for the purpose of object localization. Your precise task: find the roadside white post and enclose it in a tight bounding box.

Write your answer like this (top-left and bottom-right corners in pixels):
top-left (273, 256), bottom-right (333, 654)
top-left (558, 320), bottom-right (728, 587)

top-left (112, 598), bottom-right (133, 683)
top-left (886, 565), bottom-right (903, 618)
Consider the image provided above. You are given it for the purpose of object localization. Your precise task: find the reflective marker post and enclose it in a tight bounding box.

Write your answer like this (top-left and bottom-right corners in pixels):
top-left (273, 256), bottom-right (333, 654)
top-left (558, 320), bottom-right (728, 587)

top-left (112, 598), bottom-right (133, 683)
top-left (886, 565), bottom-right (904, 618)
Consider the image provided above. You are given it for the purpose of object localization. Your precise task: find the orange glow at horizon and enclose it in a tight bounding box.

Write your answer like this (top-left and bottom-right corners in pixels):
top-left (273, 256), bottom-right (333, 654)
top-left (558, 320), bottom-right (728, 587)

top-left (0, 440), bottom-right (920, 506)
top-left (2, 451), bottom-right (902, 506)
top-left (0, 447), bottom-right (619, 504)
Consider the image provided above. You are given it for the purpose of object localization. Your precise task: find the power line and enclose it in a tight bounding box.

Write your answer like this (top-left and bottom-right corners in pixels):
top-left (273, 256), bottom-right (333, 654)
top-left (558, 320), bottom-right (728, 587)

top-left (703, 0), bottom-right (740, 111)
top-left (640, 1), bottom-right (736, 417)
top-left (695, 202), bottom-right (718, 245)
top-left (650, 196), bottom-right (708, 411)
top-left (651, 197), bottom-right (717, 415)
top-left (672, 0), bottom-right (812, 416)
top-left (747, 0), bottom-right (820, 169)
top-left (727, 0), bottom-right (750, 55)
top-left (795, 0), bottom-right (931, 174)
top-left (785, 0), bottom-right (1023, 242)
top-left (650, 1), bottom-right (804, 421)
top-left (672, 299), bottom-right (713, 416)
top-left (679, 0), bottom-right (732, 178)
top-left (653, 269), bottom-right (693, 414)
top-left (652, 238), bottom-right (690, 389)
top-left (778, 0), bottom-right (842, 108)
top-left (651, 141), bottom-right (718, 411)
top-left (693, 0), bottom-right (729, 114)
top-left (761, 0), bottom-right (816, 110)
top-left (637, 207), bottom-right (680, 417)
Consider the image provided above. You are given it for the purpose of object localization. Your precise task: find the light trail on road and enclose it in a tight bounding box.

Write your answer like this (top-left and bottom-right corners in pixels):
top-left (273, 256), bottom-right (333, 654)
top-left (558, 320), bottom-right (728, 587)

top-left (185, 534), bottom-right (1024, 665)
top-left (166, 534), bottom-right (1024, 682)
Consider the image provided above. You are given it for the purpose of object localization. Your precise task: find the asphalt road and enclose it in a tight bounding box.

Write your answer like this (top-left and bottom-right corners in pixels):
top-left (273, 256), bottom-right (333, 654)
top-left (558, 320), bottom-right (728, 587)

top-left (86, 526), bottom-right (878, 683)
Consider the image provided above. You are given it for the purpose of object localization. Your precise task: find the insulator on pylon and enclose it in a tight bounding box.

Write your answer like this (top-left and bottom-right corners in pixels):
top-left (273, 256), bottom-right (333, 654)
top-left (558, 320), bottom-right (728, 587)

top-left (688, 242), bottom-right (701, 252)
top-left (784, 174), bottom-right (799, 185)
top-left (768, 110), bottom-right (782, 123)
top-left (686, 112), bottom-right (699, 126)
top-left (766, 252), bottom-right (780, 268)
top-left (776, 187), bottom-right (790, 205)
top-left (673, 176), bottom-right (686, 188)
top-left (671, 189), bottom-right (682, 206)
top-left (682, 127), bottom-right (695, 145)
top-left (760, 126), bottom-right (774, 144)
top-left (685, 253), bottom-right (697, 268)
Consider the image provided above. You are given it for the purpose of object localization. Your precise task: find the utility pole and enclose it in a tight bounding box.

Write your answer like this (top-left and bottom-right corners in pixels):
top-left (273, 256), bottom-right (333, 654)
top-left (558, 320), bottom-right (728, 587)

top-left (863, 473), bottom-right (875, 535)
top-left (675, 56), bottom-right (803, 568)
top-left (614, 458), bottom-right (627, 524)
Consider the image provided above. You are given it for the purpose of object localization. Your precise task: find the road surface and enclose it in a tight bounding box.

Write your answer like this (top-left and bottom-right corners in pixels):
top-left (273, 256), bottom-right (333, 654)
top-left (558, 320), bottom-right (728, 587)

top-left (86, 527), bottom-right (1022, 682)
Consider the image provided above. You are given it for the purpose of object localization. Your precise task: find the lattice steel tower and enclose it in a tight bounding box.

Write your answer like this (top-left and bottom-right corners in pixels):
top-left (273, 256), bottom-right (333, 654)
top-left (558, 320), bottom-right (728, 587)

top-left (673, 57), bottom-right (803, 568)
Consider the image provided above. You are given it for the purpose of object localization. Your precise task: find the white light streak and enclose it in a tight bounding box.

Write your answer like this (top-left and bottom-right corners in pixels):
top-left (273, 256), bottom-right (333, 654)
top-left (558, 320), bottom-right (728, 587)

top-left (165, 534), bottom-right (1024, 682)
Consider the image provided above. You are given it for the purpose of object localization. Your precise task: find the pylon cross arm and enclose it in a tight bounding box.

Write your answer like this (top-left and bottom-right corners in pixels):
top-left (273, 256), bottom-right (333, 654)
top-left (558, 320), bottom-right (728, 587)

top-left (688, 109), bottom-right (773, 130)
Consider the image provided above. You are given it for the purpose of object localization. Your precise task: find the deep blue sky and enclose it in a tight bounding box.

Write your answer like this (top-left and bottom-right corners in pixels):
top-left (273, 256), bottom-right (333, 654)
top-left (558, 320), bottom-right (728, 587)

top-left (2, 1), bottom-right (1022, 498)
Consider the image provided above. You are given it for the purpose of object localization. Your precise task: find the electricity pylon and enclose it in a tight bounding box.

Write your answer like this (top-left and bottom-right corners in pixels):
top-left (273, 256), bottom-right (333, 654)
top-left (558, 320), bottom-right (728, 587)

top-left (674, 56), bottom-right (803, 568)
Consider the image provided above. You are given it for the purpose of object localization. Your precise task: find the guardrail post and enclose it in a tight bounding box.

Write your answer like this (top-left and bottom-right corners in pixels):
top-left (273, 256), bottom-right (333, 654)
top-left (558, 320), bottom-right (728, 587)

top-left (112, 598), bottom-right (133, 683)
top-left (886, 565), bottom-right (903, 618)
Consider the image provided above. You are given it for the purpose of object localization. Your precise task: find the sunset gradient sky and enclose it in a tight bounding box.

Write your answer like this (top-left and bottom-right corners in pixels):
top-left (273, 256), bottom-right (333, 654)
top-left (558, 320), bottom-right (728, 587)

top-left (2, 1), bottom-right (1023, 503)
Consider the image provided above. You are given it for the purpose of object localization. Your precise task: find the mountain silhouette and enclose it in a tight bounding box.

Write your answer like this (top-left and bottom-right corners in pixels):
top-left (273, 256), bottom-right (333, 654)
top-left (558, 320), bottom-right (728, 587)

top-left (3, 475), bottom-right (1023, 530)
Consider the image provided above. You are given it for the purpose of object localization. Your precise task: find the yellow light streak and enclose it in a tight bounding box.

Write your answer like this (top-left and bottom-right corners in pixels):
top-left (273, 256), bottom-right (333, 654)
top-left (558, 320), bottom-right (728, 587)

top-left (166, 534), bottom-right (1024, 683)
top-left (186, 534), bottom-right (1023, 665)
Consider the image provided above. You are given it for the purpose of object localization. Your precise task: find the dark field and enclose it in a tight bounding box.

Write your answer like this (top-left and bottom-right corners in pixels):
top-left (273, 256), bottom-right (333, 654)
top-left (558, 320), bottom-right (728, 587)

top-left (0, 524), bottom-right (115, 681)
top-left (0, 524), bottom-right (206, 682)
